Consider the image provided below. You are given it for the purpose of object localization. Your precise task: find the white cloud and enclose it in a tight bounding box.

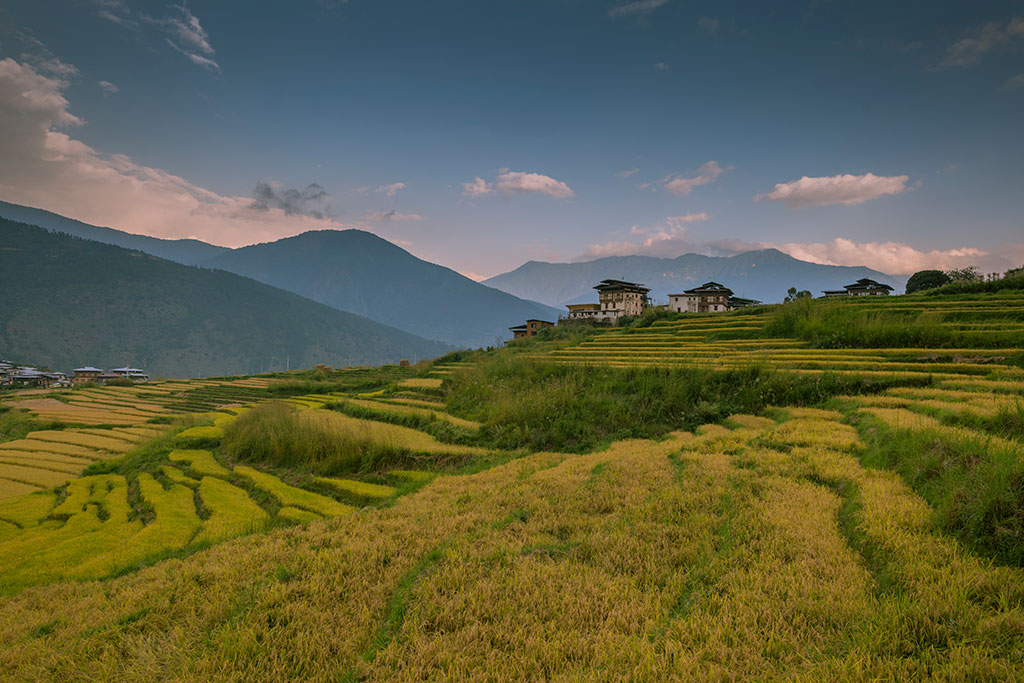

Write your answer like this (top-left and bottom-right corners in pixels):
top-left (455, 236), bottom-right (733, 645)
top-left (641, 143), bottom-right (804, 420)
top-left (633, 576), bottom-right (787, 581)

top-left (940, 16), bottom-right (1024, 67)
top-left (754, 173), bottom-right (912, 208)
top-left (461, 176), bottom-right (493, 197)
top-left (141, 5), bottom-right (220, 72)
top-left (464, 171), bottom-right (573, 199)
top-left (98, 80), bottom-right (119, 95)
top-left (775, 238), bottom-right (1024, 275)
top-left (608, 0), bottom-right (668, 18)
top-left (578, 224), bottom-right (1024, 275)
top-left (698, 17), bottom-right (720, 35)
top-left (376, 182), bottom-right (405, 197)
top-left (582, 213), bottom-right (711, 259)
top-left (366, 210), bottom-right (422, 222)
top-left (1001, 73), bottom-right (1024, 90)
top-left (0, 57), bottom-right (349, 247)
top-left (616, 167), bottom-right (639, 178)
top-left (662, 161), bottom-right (729, 195)
top-left (654, 62), bottom-right (667, 70)
top-left (496, 171), bottom-right (574, 198)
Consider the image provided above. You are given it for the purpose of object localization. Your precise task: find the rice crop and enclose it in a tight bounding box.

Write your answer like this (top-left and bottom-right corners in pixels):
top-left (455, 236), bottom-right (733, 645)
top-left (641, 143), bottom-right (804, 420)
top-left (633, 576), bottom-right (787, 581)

top-left (168, 449), bottom-right (231, 477)
top-left (159, 465), bottom-right (199, 487)
top-left (234, 465), bottom-right (355, 517)
top-left (398, 378), bottom-right (444, 389)
top-left (193, 477), bottom-right (269, 544)
top-left (313, 477), bottom-right (397, 502)
top-left (26, 430), bottom-right (134, 452)
top-left (223, 402), bottom-right (487, 476)
top-left (0, 479), bottom-right (41, 500)
top-left (0, 463), bottom-right (73, 488)
top-left (277, 506), bottom-right (321, 524)
top-left (176, 425), bottom-right (225, 440)
top-left (4, 405), bottom-right (1022, 679)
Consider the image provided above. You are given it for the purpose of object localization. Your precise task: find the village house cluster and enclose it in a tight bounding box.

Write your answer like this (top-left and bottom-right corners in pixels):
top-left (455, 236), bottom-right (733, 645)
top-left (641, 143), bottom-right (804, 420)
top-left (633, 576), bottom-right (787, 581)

top-left (508, 276), bottom-right (893, 340)
top-left (0, 362), bottom-right (149, 389)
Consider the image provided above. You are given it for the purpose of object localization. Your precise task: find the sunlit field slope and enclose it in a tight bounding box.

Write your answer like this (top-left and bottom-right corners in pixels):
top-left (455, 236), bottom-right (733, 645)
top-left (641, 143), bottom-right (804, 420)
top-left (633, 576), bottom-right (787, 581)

top-left (1, 289), bottom-right (1023, 679)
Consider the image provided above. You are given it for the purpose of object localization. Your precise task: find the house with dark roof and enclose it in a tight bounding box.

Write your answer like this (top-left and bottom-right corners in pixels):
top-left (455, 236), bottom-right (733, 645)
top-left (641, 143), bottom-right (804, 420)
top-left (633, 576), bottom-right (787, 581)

top-left (669, 282), bottom-right (734, 313)
top-left (509, 319), bottom-right (555, 340)
top-left (822, 278), bottom-right (894, 298)
top-left (593, 279), bottom-right (651, 321)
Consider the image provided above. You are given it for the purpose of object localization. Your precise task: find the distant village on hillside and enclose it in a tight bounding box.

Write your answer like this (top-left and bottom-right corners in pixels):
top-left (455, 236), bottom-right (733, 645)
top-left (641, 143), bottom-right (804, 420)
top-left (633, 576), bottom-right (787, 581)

top-left (0, 363), bottom-right (150, 390)
top-left (509, 276), bottom-right (893, 339)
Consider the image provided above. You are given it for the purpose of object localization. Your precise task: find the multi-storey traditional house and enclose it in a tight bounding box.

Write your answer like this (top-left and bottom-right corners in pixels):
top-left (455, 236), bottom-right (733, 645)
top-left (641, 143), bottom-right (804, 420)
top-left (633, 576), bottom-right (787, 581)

top-left (669, 282), bottom-right (734, 313)
top-left (822, 278), bottom-right (894, 297)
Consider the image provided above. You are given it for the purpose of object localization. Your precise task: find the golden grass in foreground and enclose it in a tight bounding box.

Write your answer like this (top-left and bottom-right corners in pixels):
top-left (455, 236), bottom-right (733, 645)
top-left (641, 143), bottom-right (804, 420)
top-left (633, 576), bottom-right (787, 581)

top-left (2, 408), bottom-right (1022, 679)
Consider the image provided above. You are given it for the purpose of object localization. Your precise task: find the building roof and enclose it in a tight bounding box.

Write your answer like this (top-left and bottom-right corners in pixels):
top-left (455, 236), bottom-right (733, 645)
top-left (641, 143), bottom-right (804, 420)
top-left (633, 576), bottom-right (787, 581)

top-left (566, 303), bottom-right (600, 310)
top-left (111, 367), bottom-right (147, 373)
top-left (729, 296), bottom-right (762, 306)
top-left (683, 281), bottom-right (734, 296)
top-left (73, 367), bottom-right (104, 373)
top-left (508, 324), bottom-right (528, 331)
top-left (845, 278), bottom-right (893, 291)
top-left (525, 319), bottom-right (554, 324)
top-left (593, 278), bottom-right (651, 294)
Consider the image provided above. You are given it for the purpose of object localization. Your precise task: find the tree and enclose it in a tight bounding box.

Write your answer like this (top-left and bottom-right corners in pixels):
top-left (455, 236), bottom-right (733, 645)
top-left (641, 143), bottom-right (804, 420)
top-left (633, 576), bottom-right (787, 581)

top-left (905, 269), bottom-right (950, 294)
top-left (783, 287), bottom-right (812, 303)
top-left (946, 266), bottom-right (983, 284)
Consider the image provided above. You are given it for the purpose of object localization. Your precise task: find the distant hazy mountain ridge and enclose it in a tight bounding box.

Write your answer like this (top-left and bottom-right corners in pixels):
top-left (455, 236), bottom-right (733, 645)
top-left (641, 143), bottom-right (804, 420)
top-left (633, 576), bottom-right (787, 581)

top-left (484, 250), bottom-right (906, 307)
top-left (0, 202), bottom-right (561, 348)
top-left (204, 230), bottom-right (563, 348)
top-left (0, 200), bottom-right (229, 266)
top-left (0, 219), bottom-right (451, 377)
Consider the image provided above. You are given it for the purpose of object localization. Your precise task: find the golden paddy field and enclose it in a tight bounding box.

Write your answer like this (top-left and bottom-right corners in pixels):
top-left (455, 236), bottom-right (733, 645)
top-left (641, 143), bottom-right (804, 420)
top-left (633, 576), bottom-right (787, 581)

top-left (0, 292), bottom-right (1022, 679)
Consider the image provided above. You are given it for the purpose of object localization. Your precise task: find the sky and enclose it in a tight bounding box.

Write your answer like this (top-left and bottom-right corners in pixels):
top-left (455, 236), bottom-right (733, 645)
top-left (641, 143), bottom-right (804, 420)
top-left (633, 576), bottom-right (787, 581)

top-left (0, 0), bottom-right (1022, 280)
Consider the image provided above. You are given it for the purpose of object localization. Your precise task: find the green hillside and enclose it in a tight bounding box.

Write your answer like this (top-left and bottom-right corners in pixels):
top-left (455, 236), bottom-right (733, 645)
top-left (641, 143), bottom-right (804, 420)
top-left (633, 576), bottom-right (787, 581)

top-left (206, 229), bottom-right (563, 347)
top-left (0, 219), bottom-right (451, 377)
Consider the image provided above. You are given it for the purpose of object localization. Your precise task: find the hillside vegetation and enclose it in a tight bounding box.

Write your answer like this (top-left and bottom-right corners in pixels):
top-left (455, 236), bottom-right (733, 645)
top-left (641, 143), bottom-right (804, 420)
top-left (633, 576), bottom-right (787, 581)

top-left (205, 229), bottom-right (563, 347)
top-left (0, 219), bottom-right (450, 376)
top-left (1, 291), bottom-right (1023, 679)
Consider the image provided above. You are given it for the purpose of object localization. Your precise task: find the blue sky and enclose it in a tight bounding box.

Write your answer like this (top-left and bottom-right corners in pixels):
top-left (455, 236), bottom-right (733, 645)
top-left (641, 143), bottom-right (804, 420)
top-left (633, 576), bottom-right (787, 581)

top-left (0, 0), bottom-right (1021, 278)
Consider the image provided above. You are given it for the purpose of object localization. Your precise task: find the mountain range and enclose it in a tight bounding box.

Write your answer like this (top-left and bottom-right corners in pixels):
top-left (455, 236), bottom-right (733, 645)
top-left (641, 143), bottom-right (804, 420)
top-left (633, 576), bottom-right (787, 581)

top-left (0, 201), bottom-right (560, 348)
top-left (0, 219), bottom-right (450, 377)
top-left (484, 251), bottom-right (907, 307)
top-left (0, 200), bottom-right (910, 372)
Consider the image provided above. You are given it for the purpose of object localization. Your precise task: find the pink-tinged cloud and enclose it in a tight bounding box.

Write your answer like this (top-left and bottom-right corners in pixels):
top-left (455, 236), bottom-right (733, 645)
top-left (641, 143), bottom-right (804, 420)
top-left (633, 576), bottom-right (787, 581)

top-left (775, 238), bottom-right (1024, 275)
top-left (461, 176), bottom-right (493, 197)
top-left (376, 182), bottom-right (405, 197)
top-left (754, 173), bottom-right (911, 208)
top-left (582, 213), bottom-right (714, 260)
top-left (663, 161), bottom-right (729, 195)
top-left (0, 58), bottom-right (346, 247)
top-left (495, 171), bottom-right (574, 198)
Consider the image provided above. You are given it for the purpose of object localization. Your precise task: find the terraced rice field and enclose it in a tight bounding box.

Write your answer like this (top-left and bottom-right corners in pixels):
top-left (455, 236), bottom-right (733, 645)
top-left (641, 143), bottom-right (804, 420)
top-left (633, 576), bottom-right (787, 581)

top-left (530, 294), bottom-right (1024, 386)
top-left (0, 412), bottom-right (432, 591)
top-left (1, 296), bottom-right (1022, 678)
top-left (0, 373), bottom-right (458, 592)
top-left (3, 402), bottom-right (1024, 678)
top-left (0, 425), bottom-right (169, 499)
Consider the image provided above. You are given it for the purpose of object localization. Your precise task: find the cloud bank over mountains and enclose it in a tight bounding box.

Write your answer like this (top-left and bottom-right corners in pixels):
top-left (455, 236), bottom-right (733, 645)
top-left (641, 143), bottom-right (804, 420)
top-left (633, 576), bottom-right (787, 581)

top-left (0, 57), bottom-right (340, 246)
top-left (754, 173), bottom-right (913, 208)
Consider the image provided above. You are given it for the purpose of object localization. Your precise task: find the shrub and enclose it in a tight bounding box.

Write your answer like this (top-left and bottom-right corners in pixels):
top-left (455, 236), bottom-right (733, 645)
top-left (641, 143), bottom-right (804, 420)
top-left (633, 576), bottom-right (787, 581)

top-left (905, 269), bottom-right (951, 294)
top-left (444, 357), bottom-right (917, 453)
